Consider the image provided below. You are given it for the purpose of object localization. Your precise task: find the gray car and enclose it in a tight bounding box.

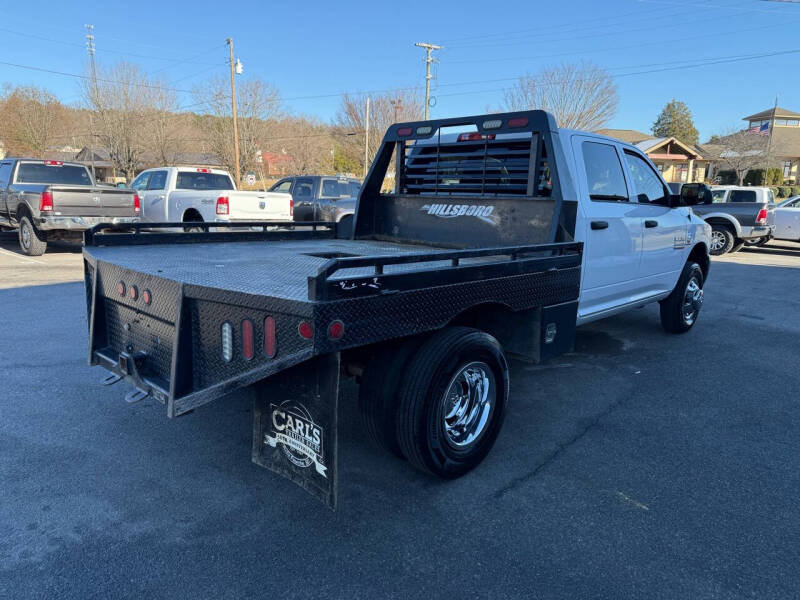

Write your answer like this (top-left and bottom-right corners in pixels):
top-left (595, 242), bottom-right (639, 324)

top-left (269, 176), bottom-right (361, 230)
top-left (690, 186), bottom-right (775, 255)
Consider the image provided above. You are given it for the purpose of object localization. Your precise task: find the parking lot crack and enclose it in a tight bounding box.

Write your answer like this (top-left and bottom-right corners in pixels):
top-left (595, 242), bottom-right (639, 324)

top-left (493, 394), bottom-right (628, 499)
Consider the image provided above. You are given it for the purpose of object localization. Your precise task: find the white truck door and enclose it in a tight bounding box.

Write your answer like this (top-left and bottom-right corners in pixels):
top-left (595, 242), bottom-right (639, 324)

top-left (775, 198), bottom-right (800, 239)
top-left (622, 150), bottom-right (689, 295)
top-left (141, 170), bottom-right (168, 222)
top-left (572, 136), bottom-right (643, 319)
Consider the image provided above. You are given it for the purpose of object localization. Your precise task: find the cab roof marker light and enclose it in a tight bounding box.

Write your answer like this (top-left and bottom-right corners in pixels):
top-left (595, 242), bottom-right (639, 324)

top-left (507, 117), bottom-right (529, 128)
top-left (416, 126), bottom-right (433, 135)
top-left (397, 127), bottom-right (413, 136)
top-left (482, 119), bottom-right (502, 129)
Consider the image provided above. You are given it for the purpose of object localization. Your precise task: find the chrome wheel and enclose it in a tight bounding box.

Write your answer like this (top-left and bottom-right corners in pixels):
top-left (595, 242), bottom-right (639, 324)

top-left (441, 361), bottom-right (495, 448)
top-left (20, 220), bottom-right (31, 249)
top-left (682, 276), bottom-right (703, 326)
top-left (710, 230), bottom-right (726, 252)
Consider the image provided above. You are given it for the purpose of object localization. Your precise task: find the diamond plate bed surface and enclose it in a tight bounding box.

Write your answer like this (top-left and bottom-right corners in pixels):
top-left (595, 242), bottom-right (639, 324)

top-left (88, 239), bottom-right (486, 301)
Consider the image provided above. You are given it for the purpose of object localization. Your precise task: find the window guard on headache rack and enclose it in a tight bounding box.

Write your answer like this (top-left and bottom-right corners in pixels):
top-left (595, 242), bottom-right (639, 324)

top-left (396, 132), bottom-right (553, 198)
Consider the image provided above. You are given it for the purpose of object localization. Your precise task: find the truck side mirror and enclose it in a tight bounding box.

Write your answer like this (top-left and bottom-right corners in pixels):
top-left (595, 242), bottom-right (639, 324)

top-left (679, 183), bottom-right (713, 206)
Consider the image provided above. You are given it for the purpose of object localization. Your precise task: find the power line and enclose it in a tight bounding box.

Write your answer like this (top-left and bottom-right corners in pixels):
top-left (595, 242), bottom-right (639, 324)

top-left (0, 25), bottom-right (224, 67)
top-left (447, 13), bottom-right (800, 65)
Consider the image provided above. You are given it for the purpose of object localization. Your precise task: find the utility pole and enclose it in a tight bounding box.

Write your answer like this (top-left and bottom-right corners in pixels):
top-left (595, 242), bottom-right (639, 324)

top-left (390, 97), bottom-right (402, 123)
top-left (414, 42), bottom-right (442, 119)
top-left (227, 37), bottom-right (241, 188)
top-left (85, 24), bottom-right (97, 180)
top-left (364, 96), bottom-right (370, 177)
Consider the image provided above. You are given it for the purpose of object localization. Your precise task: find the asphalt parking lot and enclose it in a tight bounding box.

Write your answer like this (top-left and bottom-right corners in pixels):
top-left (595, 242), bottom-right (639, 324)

top-left (2, 234), bottom-right (800, 599)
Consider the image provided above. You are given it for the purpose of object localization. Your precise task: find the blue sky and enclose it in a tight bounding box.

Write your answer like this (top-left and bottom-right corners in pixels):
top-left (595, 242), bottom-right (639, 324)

top-left (1, 0), bottom-right (799, 141)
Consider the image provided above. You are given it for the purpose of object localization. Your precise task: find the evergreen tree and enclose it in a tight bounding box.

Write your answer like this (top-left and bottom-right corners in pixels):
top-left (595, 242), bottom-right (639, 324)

top-left (652, 99), bottom-right (699, 146)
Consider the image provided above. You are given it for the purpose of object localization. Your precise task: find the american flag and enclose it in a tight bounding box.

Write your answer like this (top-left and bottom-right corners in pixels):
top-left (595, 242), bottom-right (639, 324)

top-left (748, 122), bottom-right (770, 135)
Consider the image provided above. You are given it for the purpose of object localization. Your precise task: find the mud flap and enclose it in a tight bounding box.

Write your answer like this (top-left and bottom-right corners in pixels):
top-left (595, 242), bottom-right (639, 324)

top-left (252, 353), bottom-right (340, 510)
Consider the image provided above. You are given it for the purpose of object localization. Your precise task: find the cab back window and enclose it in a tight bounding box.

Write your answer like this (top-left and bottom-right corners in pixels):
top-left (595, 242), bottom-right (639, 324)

top-left (729, 190), bottom-right (757, 203)
top-left (16, 163), bottom-right (92, 185)
top-left (176, 172), bottom-right (234, 190)
top-left (321, 178), bottom-right (359, 198)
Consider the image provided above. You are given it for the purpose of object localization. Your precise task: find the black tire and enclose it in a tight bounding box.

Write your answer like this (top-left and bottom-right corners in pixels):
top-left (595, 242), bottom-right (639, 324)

top-left (337, 215), bottom-right (354, 238)
top-left (183, 211), bottom-right (204, 233)
top-left (659, 261), bottom-right (704, 334)
top-left (744, 237), bottom-right (767, 247)
top-left (357, 337), bottom-right (423, 458)
top-left (709, 225), bottom-right (735, 255)
top-left (18, 214), bottom-right (47, 256)
top-left (755, 236), bottom-right (771, 247)
top-left (731, 240), bottom-right (745, 253)
top-left (395, 326), bottom-right (509, 479)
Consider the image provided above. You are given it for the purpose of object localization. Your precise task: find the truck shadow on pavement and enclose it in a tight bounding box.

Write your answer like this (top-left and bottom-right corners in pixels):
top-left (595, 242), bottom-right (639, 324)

top-left (5, 261), bottom-right (800, 598)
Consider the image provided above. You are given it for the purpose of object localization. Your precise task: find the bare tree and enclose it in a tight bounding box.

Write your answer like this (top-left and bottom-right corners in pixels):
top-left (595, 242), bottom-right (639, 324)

top-left (711, 129), bottom-right (771, 185)
top-left (0, 86), bottom-right (69, 157)
top-left (267, 117), bottom-right (334, 175)
top-left (503, 62), bottom-right (618, 130)
top-left (141, 81), bottom-right (184, 166)
top-left (335, 90), bottom-right (424, 173)
top-left (82, 61), bottom-right (151, 179)
top-left (193, 76), bottom-right (282, 176)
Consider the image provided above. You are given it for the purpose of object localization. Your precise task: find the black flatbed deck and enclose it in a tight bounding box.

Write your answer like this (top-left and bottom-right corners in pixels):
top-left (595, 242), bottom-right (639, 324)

top-left (89, 238), bottom-right (463, 302)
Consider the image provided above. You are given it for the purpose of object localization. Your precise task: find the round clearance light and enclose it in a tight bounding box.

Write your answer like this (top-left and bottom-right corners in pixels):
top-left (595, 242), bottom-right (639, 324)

top-left (328, 320), bottom-right (345, 340)
top-left (142, 289), bottom-right (152, 305)
top-left (221, 322), bottom-right (234, 362)
top-left (129, 285), bottom-right (138, 301)
top-left (117, 281), bottom-right (126, 296)
top-left (298, 321), bottom-right (314, 340)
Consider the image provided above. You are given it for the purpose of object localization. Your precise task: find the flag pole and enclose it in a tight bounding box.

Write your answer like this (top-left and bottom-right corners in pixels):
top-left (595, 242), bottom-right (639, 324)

top-left (762, 95), bottom-right (778, 186)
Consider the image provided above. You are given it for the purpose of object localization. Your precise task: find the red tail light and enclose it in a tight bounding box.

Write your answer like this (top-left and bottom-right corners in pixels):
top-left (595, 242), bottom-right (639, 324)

top-left (264, 316), bottom-right (277, 358)
top-left (298, 321), bottom-right (314, 340)
top-left (216, 196), bottom-right (229, 215)
top-left (133, 193), bottom-right (141, 214)
top-left (328, 320), bottom-right (344, 340)
top-left (40, 191), bottom-right (53, 212)
top-left (241, 319), bottom-right (254, 360)
top-left (756, 208), bottom-right (768, 225)
top-left (289, 198), bottom-right (293, 218)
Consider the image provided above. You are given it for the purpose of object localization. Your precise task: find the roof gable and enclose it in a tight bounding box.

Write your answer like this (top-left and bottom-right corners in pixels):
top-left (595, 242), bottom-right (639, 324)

top-left (743, 107), bottom-right (800, 121)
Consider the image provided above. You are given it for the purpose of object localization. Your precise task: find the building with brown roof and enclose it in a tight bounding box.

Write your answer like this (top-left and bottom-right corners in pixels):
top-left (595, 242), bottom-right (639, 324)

top-left (742, 107), bottom-right (800, 183)
top-left (595, 129), bottom-right (710, 183)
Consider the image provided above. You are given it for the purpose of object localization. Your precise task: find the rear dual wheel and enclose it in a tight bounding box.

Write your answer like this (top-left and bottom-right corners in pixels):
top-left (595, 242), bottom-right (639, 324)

top-left (359, 327), bottom-right (509, 478)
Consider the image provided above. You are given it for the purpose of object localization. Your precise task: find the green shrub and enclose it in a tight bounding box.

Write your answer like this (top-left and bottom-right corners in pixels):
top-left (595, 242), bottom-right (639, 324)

top-left (745, 167), bottom-right (782, 186)
top-left (716, 170), bottom-right (737, 184)
top-left (778, 186), bottom-right (790, 198)
top-left (792, 186), bottom-right (800, 196)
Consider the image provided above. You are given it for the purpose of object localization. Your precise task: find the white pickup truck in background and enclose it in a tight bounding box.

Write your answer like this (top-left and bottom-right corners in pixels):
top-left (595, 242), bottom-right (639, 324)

top-left (131, 167), bottom-right (292, 227)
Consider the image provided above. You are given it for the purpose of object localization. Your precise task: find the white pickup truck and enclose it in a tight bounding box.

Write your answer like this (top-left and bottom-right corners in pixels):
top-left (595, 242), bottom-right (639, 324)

top-left (130, 167), bottom-right (292, 227)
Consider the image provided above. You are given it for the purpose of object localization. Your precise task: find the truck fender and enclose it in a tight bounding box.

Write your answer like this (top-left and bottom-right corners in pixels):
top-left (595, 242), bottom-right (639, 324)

top-left (700, 213), bottom-right (742, 238)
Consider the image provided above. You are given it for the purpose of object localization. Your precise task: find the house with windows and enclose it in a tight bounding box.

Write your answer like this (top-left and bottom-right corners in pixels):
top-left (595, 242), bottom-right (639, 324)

top-left (740, 107), bottom-right (800, 183)
top-left (595, 129), bottom-right (710, 183)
